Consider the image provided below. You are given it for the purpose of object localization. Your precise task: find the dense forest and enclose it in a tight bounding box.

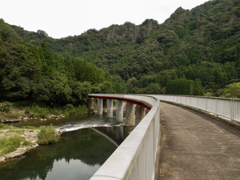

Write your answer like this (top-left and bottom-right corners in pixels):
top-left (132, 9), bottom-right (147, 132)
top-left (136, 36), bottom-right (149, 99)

top-left (0, 19), bottom-right (113, 107)
top-left (3, 0), bottom-right (240, 100)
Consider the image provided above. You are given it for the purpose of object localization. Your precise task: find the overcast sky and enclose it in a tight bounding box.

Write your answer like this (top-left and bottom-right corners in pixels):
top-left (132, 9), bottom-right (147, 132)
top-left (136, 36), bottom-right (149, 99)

top-left (0, 0), bottom-right (209, 39)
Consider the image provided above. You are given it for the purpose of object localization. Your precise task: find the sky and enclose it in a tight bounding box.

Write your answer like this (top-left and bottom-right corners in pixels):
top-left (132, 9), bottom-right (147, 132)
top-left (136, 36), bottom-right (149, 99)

top-left (0, 0), bottom-right (209, 39)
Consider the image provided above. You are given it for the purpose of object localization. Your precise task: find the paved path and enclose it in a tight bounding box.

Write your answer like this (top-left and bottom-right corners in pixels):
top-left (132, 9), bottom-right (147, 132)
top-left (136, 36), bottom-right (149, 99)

top-left (158, 102), bottom-right (240, 180)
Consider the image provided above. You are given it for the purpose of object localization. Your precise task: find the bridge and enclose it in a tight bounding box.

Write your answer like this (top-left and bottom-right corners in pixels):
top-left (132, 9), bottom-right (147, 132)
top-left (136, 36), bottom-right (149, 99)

top-left (88, 94), bottom-right (240, 180)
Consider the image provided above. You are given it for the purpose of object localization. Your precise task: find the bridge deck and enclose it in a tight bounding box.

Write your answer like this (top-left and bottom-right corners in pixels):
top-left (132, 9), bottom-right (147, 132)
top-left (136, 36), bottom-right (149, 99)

top-left (157, 102), bottom-right (240, 180)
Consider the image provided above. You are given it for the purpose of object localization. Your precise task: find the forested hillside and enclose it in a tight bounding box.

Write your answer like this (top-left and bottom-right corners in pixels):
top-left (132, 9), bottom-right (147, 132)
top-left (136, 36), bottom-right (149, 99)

top-left (10, 0), bottom-right (240, 97)
top-left (0, 19), bottom-right (113, 106)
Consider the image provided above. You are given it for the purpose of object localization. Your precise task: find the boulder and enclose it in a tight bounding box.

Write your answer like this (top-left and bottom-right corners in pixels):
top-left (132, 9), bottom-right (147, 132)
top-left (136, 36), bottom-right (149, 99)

top-left (0, 115), bottom-right (21, 122)
top-left (27, 113), bottom-right (35, 118)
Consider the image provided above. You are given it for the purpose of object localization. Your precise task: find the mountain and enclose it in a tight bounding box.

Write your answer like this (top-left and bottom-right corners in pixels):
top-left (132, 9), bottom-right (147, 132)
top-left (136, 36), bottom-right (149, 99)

top-left (10, 0), bottom-right (240, 96)
top-left (0, 19), bottom-right (113, 105)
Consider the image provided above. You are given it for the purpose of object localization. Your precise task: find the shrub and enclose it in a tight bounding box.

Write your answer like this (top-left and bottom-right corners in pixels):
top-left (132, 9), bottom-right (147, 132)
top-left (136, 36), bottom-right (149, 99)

top-left (0, 135), bottom-right (22, 155)
top-left (37, 124), bottom-right (60, 144)
top-left (0, 123), bottom-right (4, 128)
top-left (24, 109), bottom-right (30, 114)
top-left (22, 140), bottom-right (32, 147)
top-left (2, 101), bottom-right (13, 113)
top-left (30, 105), bottom-right (48, 118)
top-left (64, 104), bottom-right (74, 110)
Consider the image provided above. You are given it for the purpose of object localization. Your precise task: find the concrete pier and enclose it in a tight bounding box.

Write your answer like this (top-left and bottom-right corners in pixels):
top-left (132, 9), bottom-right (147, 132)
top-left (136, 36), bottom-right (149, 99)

top-left (97, 98), bottom-right (103, 115)
top-left (116, 100), bottom-right (124, 122)
top-left (88, 98), bottom-right (94, 109)
top-left (125, 102), bottom-right (136, 126)
top-left (135, 106), bottom-right (146, 125)
top-left (107, 99), bottom-right (113, 118)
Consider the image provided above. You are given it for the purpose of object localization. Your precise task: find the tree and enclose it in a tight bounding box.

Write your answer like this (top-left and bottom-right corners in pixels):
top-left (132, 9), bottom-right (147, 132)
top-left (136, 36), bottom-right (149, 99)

top-left (64, 54), bottom-right (75, 80)
top-left (145, 83), bottom-right (161, 94)
top-left (193, 79), bottom-right (203, 96)
top-left (222, 82), bottom-right (240, 98)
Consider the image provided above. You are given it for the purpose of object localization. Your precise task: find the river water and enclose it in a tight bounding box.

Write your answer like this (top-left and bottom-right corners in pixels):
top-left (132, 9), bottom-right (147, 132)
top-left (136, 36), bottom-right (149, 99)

top-left (0, 112), bottom-right (134, 180)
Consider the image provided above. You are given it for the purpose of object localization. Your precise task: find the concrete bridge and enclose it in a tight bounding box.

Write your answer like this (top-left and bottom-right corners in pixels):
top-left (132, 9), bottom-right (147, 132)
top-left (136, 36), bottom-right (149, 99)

top-left (88, 94), bottom-right (240, 180)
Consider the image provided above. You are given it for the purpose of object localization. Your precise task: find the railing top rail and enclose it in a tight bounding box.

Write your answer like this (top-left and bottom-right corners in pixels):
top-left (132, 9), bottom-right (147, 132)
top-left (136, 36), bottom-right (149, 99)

top-left (89, 94), bottom-right (160, 180)
top-left (149, 94), bottom-right (240, 101)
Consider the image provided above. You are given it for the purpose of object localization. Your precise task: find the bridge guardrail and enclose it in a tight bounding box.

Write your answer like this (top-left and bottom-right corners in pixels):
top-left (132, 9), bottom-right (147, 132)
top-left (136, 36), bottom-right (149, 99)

top-left (90, 94), bottom-right (160, 180)
top-left (151, 95), bottom-right (240, 123)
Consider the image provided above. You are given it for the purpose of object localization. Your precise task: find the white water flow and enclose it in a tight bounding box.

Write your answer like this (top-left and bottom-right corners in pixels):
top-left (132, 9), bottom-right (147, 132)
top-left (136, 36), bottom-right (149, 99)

top-left (55, 114), bottom-right (124, 132)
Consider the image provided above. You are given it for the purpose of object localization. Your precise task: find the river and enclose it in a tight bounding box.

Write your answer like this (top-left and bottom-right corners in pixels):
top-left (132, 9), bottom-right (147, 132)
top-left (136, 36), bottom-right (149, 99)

top-left (0, 112), bottom-right (134, 180)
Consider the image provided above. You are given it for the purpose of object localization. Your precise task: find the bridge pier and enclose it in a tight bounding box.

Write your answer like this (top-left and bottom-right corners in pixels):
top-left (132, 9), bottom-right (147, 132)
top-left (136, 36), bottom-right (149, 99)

top-left (135, 105), bottom-right (146, 125)
top-left (107, 99), bottom-right (113, 118)
top-left (97, 98), bottom-right (103, 115)
top-left (88, 98), bottom-right (94, 109)
top-left (116, 100), bottom-right (124, 122)
top-left (125, 102), bottom-right (136, 126)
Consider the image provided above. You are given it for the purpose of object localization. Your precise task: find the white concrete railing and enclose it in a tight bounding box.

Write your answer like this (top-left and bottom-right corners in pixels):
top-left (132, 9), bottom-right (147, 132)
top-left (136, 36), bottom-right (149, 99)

top-left (151, 95), bottom-right (240, 123)
top-left (90, 94), bottom-right (160, 180)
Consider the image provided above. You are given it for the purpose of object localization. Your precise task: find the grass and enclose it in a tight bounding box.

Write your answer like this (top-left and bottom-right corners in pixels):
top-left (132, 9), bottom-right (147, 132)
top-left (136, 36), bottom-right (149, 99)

top-left (22, 140), bottom-right (32, 147)
top-left (25, 104), bottom-right (88, 118)
top-left (20, 126), bottom-right (40, 130)
top-left (37, 124), bottom-right (60, 144)
top-left (6, 101), bottom-right (88, 119)
top-left (0, 123), bottom-right (15, 129)
top-left (6, 129), bottom-right (24, 134)
top-left (0, 135), bottom-right (22, 155)
top-left (0, 123), bottom-right (4, 128)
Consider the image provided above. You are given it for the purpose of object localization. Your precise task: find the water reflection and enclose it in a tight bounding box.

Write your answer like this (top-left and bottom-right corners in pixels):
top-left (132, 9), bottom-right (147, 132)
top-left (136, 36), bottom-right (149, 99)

top-left (0, 129), bottom-right (117, 180)
top-left (116, 126), bottom-right (124, 140)
top-left (2, 111), bottom-right (137, 180)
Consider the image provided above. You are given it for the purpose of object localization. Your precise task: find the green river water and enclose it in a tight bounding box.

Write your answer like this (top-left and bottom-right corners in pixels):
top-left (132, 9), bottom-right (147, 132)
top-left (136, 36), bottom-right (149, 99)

top-left (0, 112), bottom-right (133, 180)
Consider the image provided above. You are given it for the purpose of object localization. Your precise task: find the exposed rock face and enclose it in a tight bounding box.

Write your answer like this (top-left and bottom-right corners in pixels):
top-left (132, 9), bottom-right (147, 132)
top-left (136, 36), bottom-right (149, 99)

top-left (106, 20), bottom-right (158, 42)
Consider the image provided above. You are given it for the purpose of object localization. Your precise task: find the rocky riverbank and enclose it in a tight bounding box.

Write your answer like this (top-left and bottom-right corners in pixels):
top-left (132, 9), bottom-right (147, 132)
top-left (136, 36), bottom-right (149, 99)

top-left (0, 128), bottom-right (65, 163)
top-left (0, 112), bottom-right (66, 123)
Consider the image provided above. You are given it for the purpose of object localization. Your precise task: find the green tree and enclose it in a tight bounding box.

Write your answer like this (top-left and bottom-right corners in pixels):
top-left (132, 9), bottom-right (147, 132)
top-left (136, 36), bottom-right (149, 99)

top-left (222, 82), bottom-right (240, 98)
top-left (193, 79), bottom-right (203, 96)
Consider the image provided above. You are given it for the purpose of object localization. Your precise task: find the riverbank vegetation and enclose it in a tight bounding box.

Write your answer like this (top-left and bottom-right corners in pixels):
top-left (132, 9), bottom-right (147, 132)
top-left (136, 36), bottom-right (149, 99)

top-left (0, 123), bottom-right (59, 158)
top-left (0, 19), bottom-right (113, 114)
top-left (37, 124), bottom-right (60, 144)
